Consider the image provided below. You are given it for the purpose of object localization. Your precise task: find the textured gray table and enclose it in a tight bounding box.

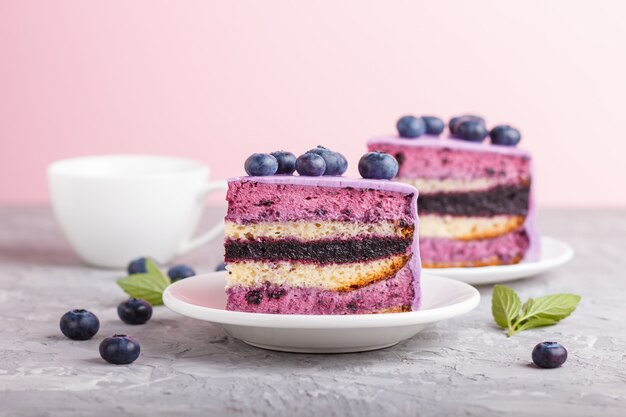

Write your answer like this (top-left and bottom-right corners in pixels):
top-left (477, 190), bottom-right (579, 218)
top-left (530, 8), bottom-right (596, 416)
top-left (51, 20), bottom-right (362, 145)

top-left (1, 207), bottom-right (625, 417)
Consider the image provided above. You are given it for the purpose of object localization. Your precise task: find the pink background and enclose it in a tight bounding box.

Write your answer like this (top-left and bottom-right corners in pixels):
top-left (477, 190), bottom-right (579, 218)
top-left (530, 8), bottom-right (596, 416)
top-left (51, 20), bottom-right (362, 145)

top-left (1, 1), bottom-right (625, 207)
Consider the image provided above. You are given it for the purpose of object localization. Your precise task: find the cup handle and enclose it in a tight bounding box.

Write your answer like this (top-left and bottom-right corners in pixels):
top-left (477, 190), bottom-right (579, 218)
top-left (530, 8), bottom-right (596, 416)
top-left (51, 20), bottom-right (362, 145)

top-left (176, 180), bottom-right (228, 256)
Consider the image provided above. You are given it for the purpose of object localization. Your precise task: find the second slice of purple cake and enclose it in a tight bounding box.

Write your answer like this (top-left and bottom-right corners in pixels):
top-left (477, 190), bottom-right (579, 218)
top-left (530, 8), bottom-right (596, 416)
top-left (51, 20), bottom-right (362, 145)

top-left (224, 176), bottom-right (421, 314)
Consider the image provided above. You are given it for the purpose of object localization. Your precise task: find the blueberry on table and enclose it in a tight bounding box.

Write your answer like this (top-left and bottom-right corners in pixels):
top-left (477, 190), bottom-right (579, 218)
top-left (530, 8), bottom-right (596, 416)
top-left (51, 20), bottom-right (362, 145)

top-left (127, 257), bottom-right (148, 275)
top-left (490, 125), bottom-right (521, 146)
top-left (270, 151), bottom-right (297, 175)
top-left (449, 114), bottom-right (486, 135)
top-left (308, 146), bottom-right (348, 176)
top-left (358, 152), bottom-right (399, 180)
top-left (59, 309), bottom-right (100, 340)
top-left (457, 121), bottom-right (489, 142)
top-left (244, 153), bottom-right (278, 176)
top-left (422, 116), bottom-right (445, 135)
top-left (215, 262), bottom-right (227, 272)
top-left (532, 342), bottom-right (568, 369)
top-left (99, 335), bottom-right (141, 365)
top-left (167, 264), bottom-right (196, 282)
top-left (396, 115), bottom-right (426, 138)
top-left (296, 152), bottom-right (326, 176)
top-left (117, 298), bottom-right (153, 325)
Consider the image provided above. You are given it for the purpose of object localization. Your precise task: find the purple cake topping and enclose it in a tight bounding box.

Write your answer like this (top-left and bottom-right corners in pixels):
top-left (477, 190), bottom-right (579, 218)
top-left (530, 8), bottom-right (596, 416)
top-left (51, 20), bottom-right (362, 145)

top-left (369, 136), bottom-right (531, 157)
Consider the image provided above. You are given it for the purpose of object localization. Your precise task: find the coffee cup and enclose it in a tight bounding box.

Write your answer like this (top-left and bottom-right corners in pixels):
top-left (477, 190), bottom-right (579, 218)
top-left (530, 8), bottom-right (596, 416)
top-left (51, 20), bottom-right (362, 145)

top-left (48, 155), bottom-right (226, 268)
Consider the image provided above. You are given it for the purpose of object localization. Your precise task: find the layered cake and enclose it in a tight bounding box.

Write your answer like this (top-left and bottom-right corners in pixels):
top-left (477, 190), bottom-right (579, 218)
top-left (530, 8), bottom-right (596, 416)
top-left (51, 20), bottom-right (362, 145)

top-left (368, 115), bottom-right (539, 268)
top-left (224, 172), bottom-right (421, 314)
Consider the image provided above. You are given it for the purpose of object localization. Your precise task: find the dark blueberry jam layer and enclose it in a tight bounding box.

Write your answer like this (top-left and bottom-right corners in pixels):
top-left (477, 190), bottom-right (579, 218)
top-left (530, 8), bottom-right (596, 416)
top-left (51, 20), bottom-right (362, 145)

top-left (418, 183), bottom-right (530, 216)
top-left (224, 237), bottom-right (412, 264)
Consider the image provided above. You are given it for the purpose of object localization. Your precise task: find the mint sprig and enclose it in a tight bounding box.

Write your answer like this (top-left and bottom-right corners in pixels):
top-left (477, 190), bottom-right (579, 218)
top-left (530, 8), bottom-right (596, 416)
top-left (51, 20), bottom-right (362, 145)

top-left (491, 285), bottom-right (581, 337)
top-left (116, 259), bottom-right (171, 305)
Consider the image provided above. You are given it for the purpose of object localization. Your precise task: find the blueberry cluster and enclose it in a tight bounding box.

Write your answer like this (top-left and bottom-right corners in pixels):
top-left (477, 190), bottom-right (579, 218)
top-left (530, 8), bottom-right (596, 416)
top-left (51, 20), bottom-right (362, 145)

top-left (449, 115), bottom-right (489, 142)
top-left (58, 258), bottom-right (206, 366)
top-left (358, 152), bottom-right (399, 180)
top-left (449, 114), bottom-right (522, 146)
top-left (59, 308), bottom-right (142, 365)
top-left (127, 257), bottom-right (197, 282)
top-left (396, 114), bottom-right (522, 146)
top-left (396, 115), bottom-right (445, 138)
top-left (244, 147), bottom-right (348, 177)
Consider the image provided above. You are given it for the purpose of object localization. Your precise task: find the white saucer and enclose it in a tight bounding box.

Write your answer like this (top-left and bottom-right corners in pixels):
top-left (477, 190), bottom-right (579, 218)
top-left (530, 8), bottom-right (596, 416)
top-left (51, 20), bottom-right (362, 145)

top-left (163, 272), bottom-right (480, 353)
top-left (423, 236), bottom-right (574, 285)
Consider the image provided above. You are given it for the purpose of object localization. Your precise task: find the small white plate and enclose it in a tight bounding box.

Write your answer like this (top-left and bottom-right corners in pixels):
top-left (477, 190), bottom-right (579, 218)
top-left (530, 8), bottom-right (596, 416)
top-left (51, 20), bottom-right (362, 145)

top-left (163, 272), bottom-right (480, 353)
top-left (423, 236), bottom-right (574, 285)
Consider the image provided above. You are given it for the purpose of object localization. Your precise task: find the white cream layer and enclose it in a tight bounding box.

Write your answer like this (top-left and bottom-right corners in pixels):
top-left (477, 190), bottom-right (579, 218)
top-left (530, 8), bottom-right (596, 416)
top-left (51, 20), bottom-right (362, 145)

top-left (419, 214), bottom-right (524, 240)
top-left (226, 255), bottom-right (408, 291)
top-left (225, 220), bottom-right (409, 241)
top-left (397, 177), bottom-right (500, 193)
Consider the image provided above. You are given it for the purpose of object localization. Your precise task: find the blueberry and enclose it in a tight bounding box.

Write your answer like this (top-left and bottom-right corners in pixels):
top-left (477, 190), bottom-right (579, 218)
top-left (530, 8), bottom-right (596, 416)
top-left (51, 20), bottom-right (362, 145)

top-left (457, 121), bottom-right (489, 142)
top-left (270, 151), bottom-right (297, 175)
top-left (449, 114), bottom-right (486, 135)
top-left (99, 334), bottom-right (141, 365)
top-left (117, 298), bottom-right (153, 325)
top-left (59, 309), bottom-right (100, 340)
top-left (167, 264), bottom-right (196, 282)
top-left (308, 146), bottom-right (348, 176)
top-left (245, 290), bottom-right (263, 304)
top-left (422, 116), bottom-right (445, 135)
top-left (268, 288), bottom-right (286, 299)
top-left (296, 152), bottom-right (326, 176)
top-left (127, 257), bottom-right (148, 275)
top-left (358, 152), bottom-right (399, 180)
top-left (532, 342), bottom-right (568, 369)
top-left (490, 125), bottom-right (521, 146)
top-left (215, 262), bottom-right (227, 272)
top-left (244, 153), bottom-right (278, 176)
top-left (396, 115), bottom-right (426, 138)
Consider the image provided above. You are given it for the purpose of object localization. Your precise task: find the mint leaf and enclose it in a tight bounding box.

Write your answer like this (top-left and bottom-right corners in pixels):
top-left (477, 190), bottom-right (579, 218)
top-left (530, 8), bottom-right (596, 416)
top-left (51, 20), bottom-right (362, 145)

top-left (116, 259), bottom-right (171, 305)
top-left (518, 293), bottom-right (581, 321)
top-left (513, 316), bottom-right (559, 334)
top-left (491, 285), bottom-right (522, 332)
top-left (492, 286), bottom-right (581, 337)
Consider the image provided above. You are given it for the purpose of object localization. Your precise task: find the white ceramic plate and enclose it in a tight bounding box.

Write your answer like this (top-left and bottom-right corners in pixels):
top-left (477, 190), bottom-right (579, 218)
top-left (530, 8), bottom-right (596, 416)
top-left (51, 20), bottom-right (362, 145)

top-left (163, 272), bottom-right (480, 353)
top-left (423, 236), bottom-right (574, 285)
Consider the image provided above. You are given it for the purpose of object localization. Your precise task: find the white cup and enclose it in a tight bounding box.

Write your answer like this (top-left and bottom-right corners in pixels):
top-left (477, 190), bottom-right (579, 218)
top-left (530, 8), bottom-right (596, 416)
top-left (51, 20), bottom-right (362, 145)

top-left (48, 155), bottom-right (227, 268)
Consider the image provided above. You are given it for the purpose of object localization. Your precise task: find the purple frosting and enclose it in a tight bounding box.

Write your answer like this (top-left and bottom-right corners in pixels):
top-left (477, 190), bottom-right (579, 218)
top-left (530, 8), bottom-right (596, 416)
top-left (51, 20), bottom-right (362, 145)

top-left (368, 136), bottom-right (532, 157)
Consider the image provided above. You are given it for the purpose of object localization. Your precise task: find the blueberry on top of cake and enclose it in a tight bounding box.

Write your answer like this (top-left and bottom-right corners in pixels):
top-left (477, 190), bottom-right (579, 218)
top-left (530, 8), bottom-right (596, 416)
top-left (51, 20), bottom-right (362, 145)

top-left (223, 148), bottom-right (421, 315)
top-left (367, 115), bottom-right (539, 268)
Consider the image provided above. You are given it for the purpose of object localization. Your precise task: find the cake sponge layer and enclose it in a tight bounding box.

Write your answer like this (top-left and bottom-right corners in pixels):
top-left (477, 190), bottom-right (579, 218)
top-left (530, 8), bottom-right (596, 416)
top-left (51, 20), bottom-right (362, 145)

top-left (420, 214), bottom-right (524, 240)
top-left (226, 255), bottom-right (409, 292)
top-left (226, 265), bottom-right (416, 314)
top-left (397, 177), bottom-right (501, 194)
top-left (420, 231), bottom-right (530, 268)
top-left (225, 220), bottom-right (414, 241)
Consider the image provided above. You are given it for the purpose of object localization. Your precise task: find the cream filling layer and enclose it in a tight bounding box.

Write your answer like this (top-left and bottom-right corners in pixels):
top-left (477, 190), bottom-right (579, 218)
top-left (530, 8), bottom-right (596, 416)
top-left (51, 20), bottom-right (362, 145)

top-left (397, 177), bottom-right (500, 193)
top-left (225, 220), bottom-right (410, 241)
top-left (226, 255), bottom-right (408, 291)
top-left (419, 214), bottom-right (525, 240)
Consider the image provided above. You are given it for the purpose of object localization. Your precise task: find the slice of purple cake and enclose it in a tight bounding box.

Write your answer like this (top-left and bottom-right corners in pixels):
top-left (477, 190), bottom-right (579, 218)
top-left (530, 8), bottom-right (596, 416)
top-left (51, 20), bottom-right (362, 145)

top-left (368, 115), bottom-right (540, 268)
top-left (224, 176), bottom-right (421, 314)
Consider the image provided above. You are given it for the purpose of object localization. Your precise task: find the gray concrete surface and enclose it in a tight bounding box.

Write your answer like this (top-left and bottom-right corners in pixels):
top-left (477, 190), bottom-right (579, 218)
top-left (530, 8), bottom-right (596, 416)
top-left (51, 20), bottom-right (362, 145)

top-left (0, 206), bottom-right (625, 417)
